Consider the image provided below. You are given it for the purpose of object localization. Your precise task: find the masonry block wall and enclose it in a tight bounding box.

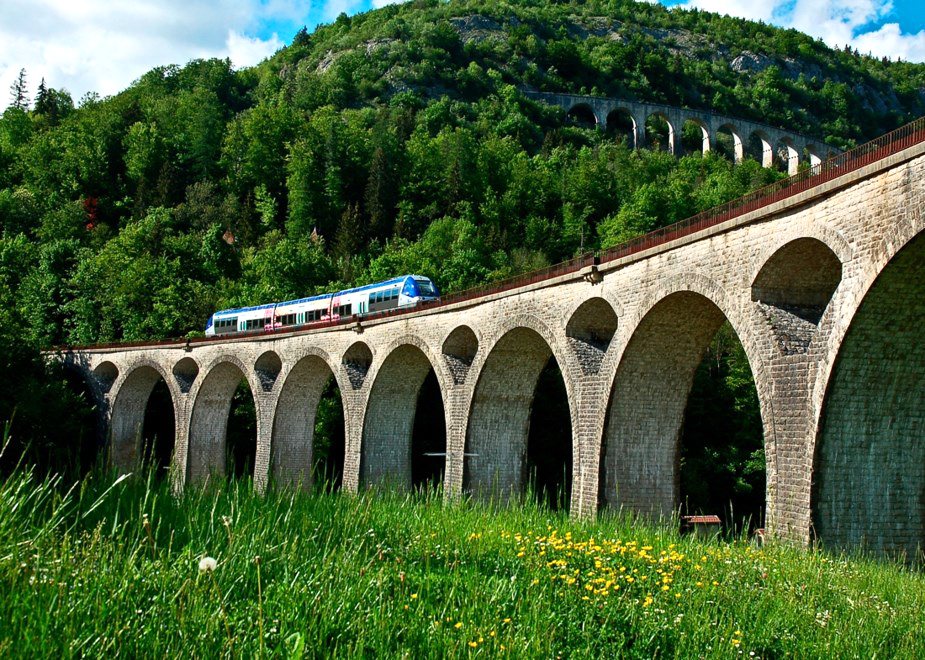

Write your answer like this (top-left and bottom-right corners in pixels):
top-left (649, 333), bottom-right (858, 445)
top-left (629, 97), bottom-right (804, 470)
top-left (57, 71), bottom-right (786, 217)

top-left (61, 141), bottom-right (925, 557)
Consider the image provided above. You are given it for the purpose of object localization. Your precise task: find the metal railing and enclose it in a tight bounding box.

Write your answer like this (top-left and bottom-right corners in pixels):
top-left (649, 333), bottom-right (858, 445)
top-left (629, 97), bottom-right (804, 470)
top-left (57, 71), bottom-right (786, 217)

top-left (61, 116), bottom-right (925, 352)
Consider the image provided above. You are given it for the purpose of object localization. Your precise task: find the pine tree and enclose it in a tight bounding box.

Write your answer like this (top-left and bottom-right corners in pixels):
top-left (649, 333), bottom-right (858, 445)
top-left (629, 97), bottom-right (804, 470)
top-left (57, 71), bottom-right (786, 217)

top-left (8, 68), bottom-right (29, 110)
top-left (34, 77), bottom-right (49, 115)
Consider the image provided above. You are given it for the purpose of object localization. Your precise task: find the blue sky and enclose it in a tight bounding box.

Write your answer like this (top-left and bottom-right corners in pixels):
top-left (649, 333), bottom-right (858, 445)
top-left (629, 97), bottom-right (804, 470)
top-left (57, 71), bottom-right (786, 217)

top-left (2, 1), bottom-right (923, 111)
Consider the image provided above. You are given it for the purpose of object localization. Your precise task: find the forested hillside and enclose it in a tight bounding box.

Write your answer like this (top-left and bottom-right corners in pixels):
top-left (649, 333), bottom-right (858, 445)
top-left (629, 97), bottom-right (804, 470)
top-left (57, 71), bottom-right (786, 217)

top-left (2, 0), bottom-right (923, 499)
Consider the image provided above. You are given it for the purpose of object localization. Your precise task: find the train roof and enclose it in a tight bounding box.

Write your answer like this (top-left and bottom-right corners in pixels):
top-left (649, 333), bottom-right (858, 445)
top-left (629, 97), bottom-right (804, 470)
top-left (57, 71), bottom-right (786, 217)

top-left (211, 275), bottom-right (432, 318)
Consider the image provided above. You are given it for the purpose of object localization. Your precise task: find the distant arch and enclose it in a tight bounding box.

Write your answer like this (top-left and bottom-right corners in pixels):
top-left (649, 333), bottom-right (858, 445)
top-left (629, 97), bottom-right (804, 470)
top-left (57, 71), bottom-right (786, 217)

top-left (804, 144), bottom-right (824, 169)
top-left (566, 103), bottom-right (597, 129)
top-left (776, 137), bottom-right (799, 175)
top-left (747, 130), bottom-right (773, 167)
top-left (681, 117), bottom-right (710, 156)
top-left (606, 107), bottom-right (638, 148)
top-left (715, 123), bottom-right (744, 163)
top-left (645, 111), bottom-right (676, 155)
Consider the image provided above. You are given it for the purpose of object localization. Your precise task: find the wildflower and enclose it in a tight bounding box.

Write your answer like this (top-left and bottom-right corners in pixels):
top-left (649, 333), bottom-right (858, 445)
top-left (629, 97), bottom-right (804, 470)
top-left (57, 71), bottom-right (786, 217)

top-left (503, 618), bottom-right (511, 624)
top-left (468, 641), bottom-right (478, 648)
top-left (198, 556), bottom-right (217, 573)
top-left (455, 622), bottom-right (463, 629)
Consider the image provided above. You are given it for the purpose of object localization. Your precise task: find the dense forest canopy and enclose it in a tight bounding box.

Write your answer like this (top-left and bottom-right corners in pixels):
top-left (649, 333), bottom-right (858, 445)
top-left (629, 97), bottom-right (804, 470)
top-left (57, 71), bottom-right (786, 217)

top-left (1, 0), bottom-right (923, 491)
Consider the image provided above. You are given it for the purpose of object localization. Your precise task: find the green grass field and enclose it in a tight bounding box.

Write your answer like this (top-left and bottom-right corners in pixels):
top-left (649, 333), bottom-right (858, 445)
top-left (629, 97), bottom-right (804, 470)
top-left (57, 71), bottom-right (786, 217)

top-left (1, 447), bottom-right (923, 658)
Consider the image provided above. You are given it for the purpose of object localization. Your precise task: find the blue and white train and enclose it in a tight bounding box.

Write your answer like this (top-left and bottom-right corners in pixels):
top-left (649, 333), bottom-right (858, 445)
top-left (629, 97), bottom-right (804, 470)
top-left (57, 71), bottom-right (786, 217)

top-left (205, 274), bottom-right (440, 337)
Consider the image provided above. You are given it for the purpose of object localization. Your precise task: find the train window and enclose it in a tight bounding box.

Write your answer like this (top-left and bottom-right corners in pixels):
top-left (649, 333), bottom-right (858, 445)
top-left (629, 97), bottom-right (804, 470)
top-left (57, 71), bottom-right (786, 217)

top-left (417, 281), bottom-right (435, 295)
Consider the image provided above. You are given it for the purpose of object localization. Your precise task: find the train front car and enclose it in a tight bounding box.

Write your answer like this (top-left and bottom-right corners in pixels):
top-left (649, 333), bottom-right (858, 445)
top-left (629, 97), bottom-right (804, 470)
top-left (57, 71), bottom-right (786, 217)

top-left (401, 275), bottom-right (440, 305)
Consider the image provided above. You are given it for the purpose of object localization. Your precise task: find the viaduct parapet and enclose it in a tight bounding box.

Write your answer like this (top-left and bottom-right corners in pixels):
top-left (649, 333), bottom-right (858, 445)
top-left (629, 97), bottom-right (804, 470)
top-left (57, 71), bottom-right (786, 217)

top-left (60, 122), bottom-right (925, 559)
top-left (524, 90), bottom-right (840, 175)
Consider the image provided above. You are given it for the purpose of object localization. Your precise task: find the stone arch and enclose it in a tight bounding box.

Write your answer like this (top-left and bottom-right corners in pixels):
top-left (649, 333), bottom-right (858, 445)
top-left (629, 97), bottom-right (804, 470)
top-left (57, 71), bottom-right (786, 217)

top-left (645, 111), bottom-right (676, 155)
top-left (109, 360), bottom-right (178, 474)
top-left (254, 350), bottom-right (282, 392)
top-left (752, 237), bottom-right (843, 355)
top-left (566, 297), bottom-right (618, 376)
top-left (93, 361), bottom-right (119, 394)
top-left (443, 325), bottom-right (479, 385)
top-left (776, 137), bottom-right (799, 175)
top-left (715, 123), bottom-right (744, 163)
top-left (681, 117), bottom-right (711, 156)
top-left (187, 355), bottom-right (262, 485)
top-left (566, 102), bottom-right (597, 129)
top-left (343, 341), bottom-right (373, 390)
top-left (606, 107), bottom-right (638, 148)
top-left (361, 338), bottom-right (447, 489)
top-left (464, 316), bottom-right (576, 504)
top-left (812, 231), bottom-right (925, 560)
top-left (747, 130), bottom-right (773, 167)
top-left (272, 350), bottom-right (340, 489)
top-left (172, 357), bottom-right (199, 394)
top-left (601, 276), bottom-right (768, 520)
top-left (804, 143), bottom-right (824, 169)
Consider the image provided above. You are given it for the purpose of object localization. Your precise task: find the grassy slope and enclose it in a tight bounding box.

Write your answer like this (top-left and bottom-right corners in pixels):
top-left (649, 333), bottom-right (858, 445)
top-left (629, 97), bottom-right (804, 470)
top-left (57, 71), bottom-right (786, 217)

top-left (0, 463), bottom-right (922, 657)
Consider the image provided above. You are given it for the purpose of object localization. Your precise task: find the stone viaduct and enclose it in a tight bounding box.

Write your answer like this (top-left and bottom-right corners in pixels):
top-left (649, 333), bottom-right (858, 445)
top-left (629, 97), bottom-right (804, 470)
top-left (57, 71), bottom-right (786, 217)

top-left (59, 121), bottom-right (925, 559)
top-left (524, 91), bottom-right (839, 175)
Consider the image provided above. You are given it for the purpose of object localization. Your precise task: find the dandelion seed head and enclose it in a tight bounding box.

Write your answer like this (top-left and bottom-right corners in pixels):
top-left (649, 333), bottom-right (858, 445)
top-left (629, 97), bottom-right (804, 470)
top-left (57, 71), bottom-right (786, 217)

top-left (198, 556), bottom-right (217, 573)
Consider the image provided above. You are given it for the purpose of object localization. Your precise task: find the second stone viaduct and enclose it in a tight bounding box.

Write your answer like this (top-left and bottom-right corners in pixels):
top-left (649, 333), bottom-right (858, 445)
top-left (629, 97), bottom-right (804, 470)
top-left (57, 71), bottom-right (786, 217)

top-left (525, 90), bottom-right (840, 175)
top-left (60, 121), bottom-right (925, 559)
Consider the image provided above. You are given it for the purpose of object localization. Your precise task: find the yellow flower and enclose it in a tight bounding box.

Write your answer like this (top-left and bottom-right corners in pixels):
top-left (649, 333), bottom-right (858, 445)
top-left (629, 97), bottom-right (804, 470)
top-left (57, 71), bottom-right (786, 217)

top-left (732, 639), bottom-right (741, 647)
top-left (455, 622), bottom-right (463, 629)
top-left (468, 641), bottom-right (478, 648)
top-left (410, 593), bottom-right (418, 600)
top-left (503, 617), bottom-right (511, 624)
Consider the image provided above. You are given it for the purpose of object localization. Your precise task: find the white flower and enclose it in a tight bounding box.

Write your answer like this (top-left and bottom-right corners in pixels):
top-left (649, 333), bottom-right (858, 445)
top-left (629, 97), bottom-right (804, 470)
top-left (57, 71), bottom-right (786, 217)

top-left (198, 556), bottom-right (217, 573)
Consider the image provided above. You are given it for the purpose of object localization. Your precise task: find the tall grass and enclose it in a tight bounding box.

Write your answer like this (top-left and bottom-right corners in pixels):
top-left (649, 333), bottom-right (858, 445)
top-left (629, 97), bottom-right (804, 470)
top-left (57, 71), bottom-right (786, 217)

top-left (0, 433), bottom-right (922, 656)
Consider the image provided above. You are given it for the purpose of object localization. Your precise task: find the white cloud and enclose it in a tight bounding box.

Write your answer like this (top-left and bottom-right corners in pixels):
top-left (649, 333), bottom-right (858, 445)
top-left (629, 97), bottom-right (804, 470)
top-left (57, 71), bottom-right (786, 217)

top-left (676, 0), bottom-right (924, 62)
top-left (853, 22), bottom-right (925, 61)
top-left (372, 0), bottom-right (405, 8)
top-left (0, 0), bottom-right (309, 110)
top-left (226, 31), bottom-right (285, 69)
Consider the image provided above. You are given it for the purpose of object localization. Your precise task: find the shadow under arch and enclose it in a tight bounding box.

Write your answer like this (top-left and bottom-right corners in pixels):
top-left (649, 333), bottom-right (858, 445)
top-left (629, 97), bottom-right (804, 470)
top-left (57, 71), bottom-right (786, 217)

top-left (110, 361), bottom-right (178, 475)
top-left (601, 289), bottom-right (766, 524)
top-left (272, 352), bottom-right (342, 490)
top-left (188, 356), bottom-right (261, 485)
top-left (812, 231), bottom-right (925, 560)
top-left (464, 324), bottom-right (574, 508)
top-left (361, 340), bottom-right (448, 490)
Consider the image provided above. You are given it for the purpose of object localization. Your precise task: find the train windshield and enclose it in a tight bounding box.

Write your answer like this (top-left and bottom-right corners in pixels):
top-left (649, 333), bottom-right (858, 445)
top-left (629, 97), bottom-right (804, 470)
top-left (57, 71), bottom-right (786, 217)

top-left (417, 280), bottom-right (436, 296)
